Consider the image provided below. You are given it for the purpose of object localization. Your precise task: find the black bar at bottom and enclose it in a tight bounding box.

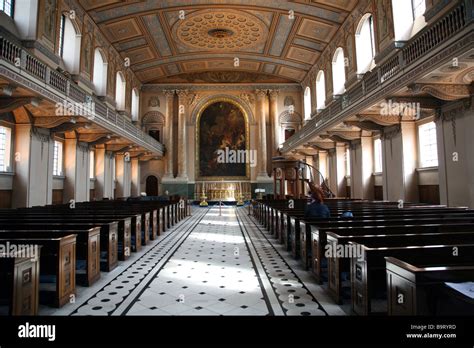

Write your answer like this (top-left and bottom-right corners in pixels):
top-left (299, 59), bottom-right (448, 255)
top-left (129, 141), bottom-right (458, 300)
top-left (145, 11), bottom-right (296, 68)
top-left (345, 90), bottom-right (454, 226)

top-left (0, 316), bottom-right (473, 346)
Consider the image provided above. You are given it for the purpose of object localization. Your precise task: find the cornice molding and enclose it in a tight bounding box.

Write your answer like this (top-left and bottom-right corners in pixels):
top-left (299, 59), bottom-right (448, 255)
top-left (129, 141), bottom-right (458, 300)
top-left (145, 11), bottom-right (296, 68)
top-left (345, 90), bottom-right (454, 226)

top-left (142, 84), bottom-right (301, 92)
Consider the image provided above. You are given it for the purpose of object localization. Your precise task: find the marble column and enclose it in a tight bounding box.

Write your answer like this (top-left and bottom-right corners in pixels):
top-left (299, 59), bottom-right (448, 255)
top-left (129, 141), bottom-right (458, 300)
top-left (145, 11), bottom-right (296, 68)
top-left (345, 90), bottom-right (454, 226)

top-left (176, 90), bottom-right (188, 180)
top-left (11, 125), bottom-right (53, 208)
top-left (163, 90), bottom-right (175, 179)
top-left (95, 147), bottom-right (113, 200)
top-left (131, 157), bottom-right (141, 196)
top-left (381, 122), bottom-right (418, 202)
top-left (115, 153), bottom-right (131, 198)
top-left (328, 148), bottom-right (339, 195)
top-left (335, 143), bottom-right (347, 197)
top-left (318, 150), bottom-right (328, 185)
top-left (256, 89), bottom-right (268, 180)
top-left (63, 139), bottom-right (90, 203)
top-left (350, 137), bottom-right (374, 200)
top-left (269, 89), bottom-right (280, 155)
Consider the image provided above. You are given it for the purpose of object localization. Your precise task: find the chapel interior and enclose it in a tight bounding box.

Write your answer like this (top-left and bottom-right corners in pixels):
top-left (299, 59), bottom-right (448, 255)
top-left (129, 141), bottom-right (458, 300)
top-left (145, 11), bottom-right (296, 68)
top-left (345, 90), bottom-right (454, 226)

top-left (0, 0), bottom-right (473, 318)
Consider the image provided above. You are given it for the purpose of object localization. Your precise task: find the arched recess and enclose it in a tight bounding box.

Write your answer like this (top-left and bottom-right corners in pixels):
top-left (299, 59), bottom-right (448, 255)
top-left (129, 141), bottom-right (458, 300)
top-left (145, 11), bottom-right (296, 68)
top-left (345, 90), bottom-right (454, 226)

top-left (115, 71), bottom-right (126, 110)
top-left (355, 13), bottom-right (376, 74)
top-left (142, 111), bottom-right (165, 143)
top-left (279, 110), bottom-right (302, 142)
top-left (304, 86), bottom-right (312, 120)
top-left (131, 88), bottom-right (140, 122)
top-left (61, 15), bottom-right (81, 74)
top-left (191, 94), bottom-right (255, 125)
top-left (316, 70), bottom-right (326, 110)
top-left (332, 47), bottom-right (346, 96)
top-left (93, 48), bottom-right (108, 96)
top-left (145, 175), bottom-right (159, 196)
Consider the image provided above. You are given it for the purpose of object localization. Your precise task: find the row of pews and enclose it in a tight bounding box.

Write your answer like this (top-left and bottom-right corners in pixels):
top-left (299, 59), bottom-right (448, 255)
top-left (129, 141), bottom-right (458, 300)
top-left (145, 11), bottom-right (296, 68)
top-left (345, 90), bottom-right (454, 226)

top-left (253, 199), bottom-right (474, 315)
top-left (0, 198), bottom-right (189, 315)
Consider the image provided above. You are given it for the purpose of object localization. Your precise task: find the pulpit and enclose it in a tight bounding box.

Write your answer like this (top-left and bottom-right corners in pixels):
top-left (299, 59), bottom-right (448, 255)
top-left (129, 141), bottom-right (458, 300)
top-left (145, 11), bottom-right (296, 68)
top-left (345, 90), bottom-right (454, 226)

top-left (272, 158), bottom-right (307, 199)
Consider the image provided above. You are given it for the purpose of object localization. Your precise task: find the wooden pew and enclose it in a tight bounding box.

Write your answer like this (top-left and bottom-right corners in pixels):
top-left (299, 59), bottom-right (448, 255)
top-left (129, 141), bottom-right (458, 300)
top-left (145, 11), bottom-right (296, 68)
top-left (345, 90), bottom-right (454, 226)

top-left (7, 210), bottom-right (142, 252)
top-left (0, 213), bottom-right (132, 261)
top-left (298, 214), bottom-right (474, 270)
top-left (0, 235), bottom-right (76, 308)
top-left (385, 256), bottom-right (474, 316)
top-left (278, 207), bottom-right (471, 251)
top-left (0, 219), bottom-right (118, 272)
top-left (350, 239), bottom-right (474, 315)
top-left (310, 222), bottom-right (474, 286)
top-left (0, 251), bottom-right (40, 315)
top-left (0, 228), bottom-right (101, 286)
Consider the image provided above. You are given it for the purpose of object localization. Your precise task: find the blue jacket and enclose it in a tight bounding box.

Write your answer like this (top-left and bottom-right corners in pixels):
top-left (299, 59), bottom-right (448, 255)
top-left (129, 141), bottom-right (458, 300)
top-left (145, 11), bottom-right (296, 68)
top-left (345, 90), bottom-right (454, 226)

top-left (304, 201), bottom-right (331, 219)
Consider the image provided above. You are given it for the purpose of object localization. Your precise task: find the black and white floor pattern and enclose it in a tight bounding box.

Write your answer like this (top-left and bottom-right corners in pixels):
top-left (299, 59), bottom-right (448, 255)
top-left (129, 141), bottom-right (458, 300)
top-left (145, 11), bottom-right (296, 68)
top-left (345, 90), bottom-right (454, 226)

top-left (49, 205), bottom-right (342, 316)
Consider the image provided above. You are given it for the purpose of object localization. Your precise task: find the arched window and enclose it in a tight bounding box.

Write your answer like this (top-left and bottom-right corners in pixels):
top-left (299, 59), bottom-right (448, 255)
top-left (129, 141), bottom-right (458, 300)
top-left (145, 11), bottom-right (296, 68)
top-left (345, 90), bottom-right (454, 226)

top-left (355, 14), bottom-right (376, 74)
top-left (332, 47), bottom-right (346, 96)
top-left (93, 48), bottom-right (108, 96)
top-left (59, 14), bottom-right (81, 73)
top-left (115, 72), bottom-right (126, 111)
top-left (304, 86), bottom-right (312, 120)
top-left (131, 88), bottom-right (140, 121)
top-left (316, 70), bottom-right (326, 110)
top-left (392, 0), bottom-right (426, 41)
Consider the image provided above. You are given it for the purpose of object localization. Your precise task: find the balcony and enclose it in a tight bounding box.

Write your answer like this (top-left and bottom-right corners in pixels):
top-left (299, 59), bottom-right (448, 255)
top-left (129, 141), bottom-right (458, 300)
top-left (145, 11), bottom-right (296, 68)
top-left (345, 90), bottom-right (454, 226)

top-left (282, 0), bottom-right (472, 153)
top-left (0, 29), bottom-right (164, 155)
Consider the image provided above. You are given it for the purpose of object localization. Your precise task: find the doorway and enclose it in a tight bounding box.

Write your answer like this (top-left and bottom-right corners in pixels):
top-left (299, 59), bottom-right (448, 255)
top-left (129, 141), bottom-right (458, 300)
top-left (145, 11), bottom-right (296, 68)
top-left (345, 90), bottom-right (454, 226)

top-left (146, 175), bottom-right (159, 196)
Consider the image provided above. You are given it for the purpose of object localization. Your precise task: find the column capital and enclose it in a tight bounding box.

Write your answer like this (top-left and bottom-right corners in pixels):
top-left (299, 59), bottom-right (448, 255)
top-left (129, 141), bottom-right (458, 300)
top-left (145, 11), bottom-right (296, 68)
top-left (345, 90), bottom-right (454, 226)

top-left (177, 90), bottom-right (193, 106)
top-left (268, 89), bottom-right (279, 101)
top-left (255, 89), bottom-right (268, 100)
top-left (164, 89), bottom-right (175, 99)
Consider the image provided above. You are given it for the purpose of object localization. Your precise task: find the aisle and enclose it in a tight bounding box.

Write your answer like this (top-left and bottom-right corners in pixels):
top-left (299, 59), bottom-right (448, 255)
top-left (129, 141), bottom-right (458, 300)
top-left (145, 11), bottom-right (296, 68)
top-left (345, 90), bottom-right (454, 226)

top-left (53, 205), bottom-right (338, 316)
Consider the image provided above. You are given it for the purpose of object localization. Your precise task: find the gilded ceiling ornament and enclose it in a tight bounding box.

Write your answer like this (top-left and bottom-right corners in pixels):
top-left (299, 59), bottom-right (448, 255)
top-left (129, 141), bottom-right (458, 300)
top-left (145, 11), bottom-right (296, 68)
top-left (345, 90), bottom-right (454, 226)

top-left (173, 9), bottom-right (268, 51)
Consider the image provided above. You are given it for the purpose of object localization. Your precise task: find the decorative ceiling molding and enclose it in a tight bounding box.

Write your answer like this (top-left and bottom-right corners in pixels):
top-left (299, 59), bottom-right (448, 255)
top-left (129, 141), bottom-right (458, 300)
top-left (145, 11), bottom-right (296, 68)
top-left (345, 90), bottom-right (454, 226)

top-left (344, 120), bottom-right (384, 132)
top-left (33, 116), bottom-right (74, 129)
top-left (142, 84), bottom-right (301, 92)
top-left (326, 130), bottom-right (361, 140)
top-left (307, 141), bottom-right (335, 150)
top-left (78, 1), bottom-right (355, 83)
top-left (0, 97), bottom-right (35, 113)
top-left (179, 71), bottom-right (277, 83)
top-left (357, 114), bottom-right (400, 126)
top-left (407, 83), bottom-right (472, 101)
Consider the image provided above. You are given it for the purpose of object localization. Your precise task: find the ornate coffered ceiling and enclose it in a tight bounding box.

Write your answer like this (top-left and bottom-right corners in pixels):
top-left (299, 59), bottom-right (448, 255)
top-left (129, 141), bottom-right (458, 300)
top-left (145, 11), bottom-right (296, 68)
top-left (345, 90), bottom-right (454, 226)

top-left (78, 0), bottom-right (358, 83)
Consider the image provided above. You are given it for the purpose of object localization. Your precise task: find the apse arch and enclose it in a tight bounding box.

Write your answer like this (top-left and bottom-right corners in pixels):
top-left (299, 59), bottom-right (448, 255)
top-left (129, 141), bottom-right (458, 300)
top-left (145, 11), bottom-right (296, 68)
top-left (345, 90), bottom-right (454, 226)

top-left (191, 94), bottom-right (255, 125)
top-left (195, 97), bottom-right (250, 180)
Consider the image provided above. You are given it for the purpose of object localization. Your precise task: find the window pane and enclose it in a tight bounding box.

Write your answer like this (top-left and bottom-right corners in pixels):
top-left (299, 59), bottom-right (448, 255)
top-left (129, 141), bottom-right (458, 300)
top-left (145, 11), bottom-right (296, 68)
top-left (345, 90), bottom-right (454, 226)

top-left (374, 138), bottom-right (383, 173)
top-left (345, 148), bottom-right (351, 176)
top-left (58, 15), bottom-right (66, 57)
top-left (0, 127), bottom-right (11, 172)
top-left (0, 0), bottom-right (14, 17)
top-left (304, 87), bottom-right (312, 120)
top-left (53, 141), bottom-right (63, 176)
top-left (418, 122), bottom-right (438, 167)
top-left (89, 150), bottom-right (95, 179)
top-left (412, 0), bottom-right (426, 18)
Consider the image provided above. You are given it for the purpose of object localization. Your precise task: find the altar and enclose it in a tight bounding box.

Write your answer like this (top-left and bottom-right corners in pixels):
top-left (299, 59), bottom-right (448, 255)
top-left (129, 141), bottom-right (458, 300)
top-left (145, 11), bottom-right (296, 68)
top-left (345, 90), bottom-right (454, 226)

top-left (194, 181), bottom-right (251, 202)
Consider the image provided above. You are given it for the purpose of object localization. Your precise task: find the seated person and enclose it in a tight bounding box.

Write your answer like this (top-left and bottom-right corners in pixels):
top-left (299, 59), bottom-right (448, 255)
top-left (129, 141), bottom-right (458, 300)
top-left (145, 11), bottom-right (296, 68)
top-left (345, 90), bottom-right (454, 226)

top-left (304, 188), bottom-right (330, 219)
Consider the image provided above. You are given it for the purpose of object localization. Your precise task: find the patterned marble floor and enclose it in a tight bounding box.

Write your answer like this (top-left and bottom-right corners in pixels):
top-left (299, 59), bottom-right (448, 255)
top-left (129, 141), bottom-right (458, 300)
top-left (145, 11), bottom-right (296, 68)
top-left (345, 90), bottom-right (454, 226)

top-left (49, 205), bottom-right (343, 316)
